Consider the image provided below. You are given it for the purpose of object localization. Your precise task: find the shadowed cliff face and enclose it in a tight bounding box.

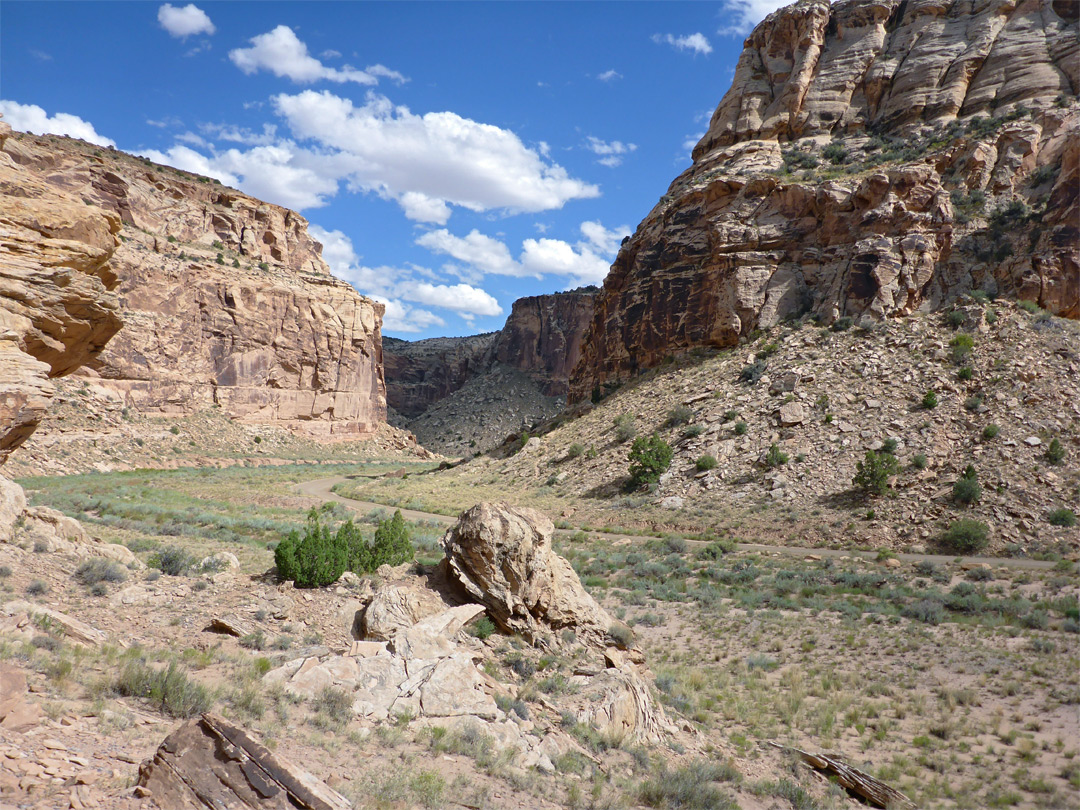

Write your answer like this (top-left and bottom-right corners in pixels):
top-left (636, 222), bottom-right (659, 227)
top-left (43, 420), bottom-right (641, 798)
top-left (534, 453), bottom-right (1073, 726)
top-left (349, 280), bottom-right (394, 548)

top-left (385, 291), bottom-right (595, 417)
top-left (0, 121), bottom-right (122, 463)
top-left (2, 131), bottom-right (387, 436)
top-left (569, 0), bottom-right (1078, 403)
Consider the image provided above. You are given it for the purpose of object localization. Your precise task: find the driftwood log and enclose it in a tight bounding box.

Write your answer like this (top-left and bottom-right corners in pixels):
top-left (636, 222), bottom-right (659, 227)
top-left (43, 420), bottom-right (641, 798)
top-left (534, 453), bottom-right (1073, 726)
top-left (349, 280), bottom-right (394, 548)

top-left (770, 743), bottom-right (917, 809)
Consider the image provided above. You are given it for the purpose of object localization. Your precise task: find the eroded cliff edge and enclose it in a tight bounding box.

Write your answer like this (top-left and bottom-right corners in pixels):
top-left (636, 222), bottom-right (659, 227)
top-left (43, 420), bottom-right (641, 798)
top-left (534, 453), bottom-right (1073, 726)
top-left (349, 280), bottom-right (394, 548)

top-left (570, 0), bottom-right (1078, 401)
top-left (3, 131), bottom-right (386, 435)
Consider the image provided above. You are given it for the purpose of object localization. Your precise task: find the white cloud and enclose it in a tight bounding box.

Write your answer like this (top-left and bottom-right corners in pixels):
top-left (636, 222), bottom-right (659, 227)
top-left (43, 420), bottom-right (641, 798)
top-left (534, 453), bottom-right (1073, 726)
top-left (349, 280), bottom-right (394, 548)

top-left (718, 0), bottom-right (791, 36)
top-left (651, 32), bottom-right (713, 55)
top-left (30, 49), bottom-right (52, 62)
top-left (137, 144), bottom-right (237, 185)
top-left (378, 298), bottom-right (445, 333)
top-left (229, 26), bottom-right (390, 85)
top-left (365, 64), bottom-right (409, 85)
top-left (0, 100), bottom-right (115, 147)
top-left (157, 3), bottom-right (215, 38)
top-left (398, 192), bottom-right (451, 225)
top-left (320, 49), bottom-right (342, 60)
top-left (597, 69), bottom-right (622, 82)
top-left (200, 122), bottom-right (279, 146)
top-left (415, 229), bottom-right (529, 278)
top-left (272, 89), bottom-right (599, 219)
top-left (309, 225), bottom-right (500, 330)
top-left (682, 131), bottom-right (706, 152)
top-left (403, 282), bottom-right (502, 316)
top-left (585, 136), bottom-right (637, 167)
top-left (414, 221), bottom-right (629, 289)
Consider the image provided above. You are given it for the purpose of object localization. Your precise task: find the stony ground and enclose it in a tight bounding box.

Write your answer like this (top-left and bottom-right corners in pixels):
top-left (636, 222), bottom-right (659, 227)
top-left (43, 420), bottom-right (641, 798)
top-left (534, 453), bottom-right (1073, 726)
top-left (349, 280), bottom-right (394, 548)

top-left (339, 300), bottom-right (1079, 559)
top-left (1, 462), bottom-right (1077, 809)
top-left (391, 364), bottom-right (566, 458)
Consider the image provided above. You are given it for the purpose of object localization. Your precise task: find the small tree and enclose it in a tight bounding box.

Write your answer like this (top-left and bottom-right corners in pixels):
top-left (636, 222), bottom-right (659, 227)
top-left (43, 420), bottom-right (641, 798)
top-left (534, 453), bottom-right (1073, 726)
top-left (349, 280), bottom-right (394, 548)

top-left (613, 414), bottom-right (637, 443)
top-left (370, 510), bottom-right (414, 568)
top-left (922, 390), bottom-right (939, 409)
top-left (1045, 438), bottom-right (1065, 465)
top-left (275, 508), bottom-right (348, 588)
top-left (764, 443), bottom-right (788, 468)
top-left (628, 433), bottom-right (673, 488)
top-left (953, 464), bottom-right (981, 505)
top-left (853, 450), bottom-right (899, 497)
top-left (940, 519), bottom-right (990, 554)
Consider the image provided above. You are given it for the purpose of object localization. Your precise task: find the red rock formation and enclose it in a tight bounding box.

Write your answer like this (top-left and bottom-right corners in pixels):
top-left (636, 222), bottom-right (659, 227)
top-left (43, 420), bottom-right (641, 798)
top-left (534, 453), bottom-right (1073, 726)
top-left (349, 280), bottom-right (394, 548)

top-left (0, 121), bottom-right (122, 461)
top-left (2, 131), bottom-right (386, 435)
top-left (570, 0), bottom-right (1078, 402)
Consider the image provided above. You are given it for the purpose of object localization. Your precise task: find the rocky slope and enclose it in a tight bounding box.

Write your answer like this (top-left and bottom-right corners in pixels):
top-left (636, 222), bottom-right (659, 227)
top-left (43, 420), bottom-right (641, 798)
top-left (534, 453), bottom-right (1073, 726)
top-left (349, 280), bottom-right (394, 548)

top-left (570, 0), bottom-right (1078, 402)
top-left (3, 130), bottom-right (386, 436)
top-left (386, 290), bottom-right (595, 454)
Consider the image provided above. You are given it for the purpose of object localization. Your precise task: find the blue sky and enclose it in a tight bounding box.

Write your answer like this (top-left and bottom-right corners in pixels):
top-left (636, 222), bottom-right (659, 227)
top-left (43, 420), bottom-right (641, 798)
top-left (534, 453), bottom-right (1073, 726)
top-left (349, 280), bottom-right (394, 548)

top-left (1, 1), bottom-right (786, 339)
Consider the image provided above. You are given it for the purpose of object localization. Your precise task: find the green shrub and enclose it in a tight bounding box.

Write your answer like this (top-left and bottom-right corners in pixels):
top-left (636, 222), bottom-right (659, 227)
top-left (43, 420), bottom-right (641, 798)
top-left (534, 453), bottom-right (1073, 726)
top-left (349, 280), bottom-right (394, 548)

top-left (823, 142), bottom-right (848, 165)
top-left (964, 395), bottom-right (983, 412)
top-left (957, 366), bottom-right (973, 381)
top-left (949, 333), bottom-right (975, 363)
top-left (722, 409), bottom-right (739, 421)
top-left (665, 405), bottom-right (693, 427)
top-left (566, 442), bottom-right (585, 459)
top-left (903, 599), bottom-right (945, 626)
top-left (695, 454), bottom-right (718, 472)
top-left (952, 467), bottom-right (982, 505)
top-left (947, 310), bottom-right (966, 328)
top-left (912, 453), bottom-right (928, 469)
top-left (613, 413), bottom-right (637, 443)
top-left (764, 443), bottom-right (788, 468)
top-left (983, 424), bottom-right (999, 439)
top-left (74, 558), bottom-right (127, 586)
top-left (1017, 299), bottom-right (1039, 314)
top-left (273, 507), bottom-right (416, 588)
top-left (26, 580), bottom-right (48, 596)
top-left (607, 623), bottom-right (635, 649)
top-left (739, 360), bottom-right (766, 384)
top-left (832, 316), bottom-right (854, 332)
top-left (1047, 508), bottom-right (1077, 527)
top-left (881, 438), bottom-right (898, 454)
top-left (215, 253), bottom-right (224, 265)
top-left (116, 659), bottom-right (212, 718)
top-left (638, 760), bottom-right (740, 809)
top-left (922, 390), bottom-right (939, 409)
top-left (683, 424), bottom-right (706, 438)
top-left (940, 519), bottom-right (990, 553)
top-left (469, 616), bottom-right (496, 640)
top-left (628, 434), bottom-right (673, 488)
top-left (149, 546), bottom-right (194, 576)
top-left (734, 421), bottom-right (748, 436)
top-left (1045, 438), bottom-right (1065, 465)
top-left (853, 450), bottom-right (899, 496)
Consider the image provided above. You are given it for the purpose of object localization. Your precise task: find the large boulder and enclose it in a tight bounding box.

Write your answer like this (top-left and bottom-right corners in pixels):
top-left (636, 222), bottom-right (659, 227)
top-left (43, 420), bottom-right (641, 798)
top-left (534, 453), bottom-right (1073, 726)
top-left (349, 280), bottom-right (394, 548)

top-left (137, 713), bottom-right (351, 810)
top-left (440, 502), bottom-right (626, 650)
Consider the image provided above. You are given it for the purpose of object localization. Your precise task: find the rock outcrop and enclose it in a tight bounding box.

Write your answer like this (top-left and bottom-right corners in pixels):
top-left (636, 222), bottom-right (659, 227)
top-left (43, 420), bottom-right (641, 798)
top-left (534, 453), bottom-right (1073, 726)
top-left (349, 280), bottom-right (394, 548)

top-left (570, 0), bottom-right (1078, 401)
top-left (2, 130), bottom-right (386, 435)
top-left (441, 502), bottom-right (628, 650)
top-left (383, 333), bottom-right (498, 419)
top-left (137, 713), bottom-right (352, 810)
top-left (0, 119), bottom-right (122, 461)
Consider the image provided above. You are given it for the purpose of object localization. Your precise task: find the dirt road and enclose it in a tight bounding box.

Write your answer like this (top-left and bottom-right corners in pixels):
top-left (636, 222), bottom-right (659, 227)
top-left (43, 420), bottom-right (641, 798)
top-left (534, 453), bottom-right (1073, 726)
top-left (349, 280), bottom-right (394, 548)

top-left (297, 476), bottom-right (1060, 571)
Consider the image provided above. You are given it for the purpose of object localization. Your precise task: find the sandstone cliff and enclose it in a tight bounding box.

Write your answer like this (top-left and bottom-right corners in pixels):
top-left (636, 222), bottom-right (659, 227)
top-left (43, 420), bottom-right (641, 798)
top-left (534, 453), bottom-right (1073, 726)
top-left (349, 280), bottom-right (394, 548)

top-left (570, 0), bottom-right (1078, 401)
top-left (0, 122), bottom-right (122, 462)
top-left (2, 132), bottom-right (386, 435)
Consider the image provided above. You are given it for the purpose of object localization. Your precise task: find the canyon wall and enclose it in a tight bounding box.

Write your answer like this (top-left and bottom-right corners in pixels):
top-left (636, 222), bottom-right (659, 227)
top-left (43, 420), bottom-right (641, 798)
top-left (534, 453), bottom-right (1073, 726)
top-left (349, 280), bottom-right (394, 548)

top-left (0, 121), bottom-right (122, 462)
top-left (385, 290), bottom-right (595, 417)
top-left (570, 0), bottom-right (1078, 401)
top-left (2, 131), bottom-right (386, 435)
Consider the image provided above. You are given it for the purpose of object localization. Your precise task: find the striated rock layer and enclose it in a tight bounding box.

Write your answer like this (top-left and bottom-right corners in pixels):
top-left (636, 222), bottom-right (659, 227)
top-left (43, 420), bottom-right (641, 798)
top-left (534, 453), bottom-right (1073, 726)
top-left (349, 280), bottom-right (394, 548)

top-left (3, 131), bottom-right (386, 435)
top-left (570, 0), bottom-right (1078, 401)
top-left (0, 120), bottom-right (121, 461)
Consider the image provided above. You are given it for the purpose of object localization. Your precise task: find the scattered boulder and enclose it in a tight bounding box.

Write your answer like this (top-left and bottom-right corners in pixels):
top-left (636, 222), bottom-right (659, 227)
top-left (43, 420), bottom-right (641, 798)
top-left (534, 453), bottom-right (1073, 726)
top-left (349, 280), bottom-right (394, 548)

top-left (1, 601), bottom-right (108, 647)
top-left (580, 663), bottom-right (675, 745)
top-left (359, 582), bottom-right (445, 641)
top-left (137, 712), bottom-right (351, 810)
top-left (441, 502), bottom-right (623, 650)
top-left (0, 664), bottom-right (43, 732)
top-left (207, 614), bottom-right (254, 637)
top-left (779, 402), bottom-right (806, 426)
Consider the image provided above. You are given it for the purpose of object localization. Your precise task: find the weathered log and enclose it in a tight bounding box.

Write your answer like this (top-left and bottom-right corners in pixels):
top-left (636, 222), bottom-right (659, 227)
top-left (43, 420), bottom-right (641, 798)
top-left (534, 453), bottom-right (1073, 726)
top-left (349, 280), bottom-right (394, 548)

top-left (770, 743), bottom-right (917, 809)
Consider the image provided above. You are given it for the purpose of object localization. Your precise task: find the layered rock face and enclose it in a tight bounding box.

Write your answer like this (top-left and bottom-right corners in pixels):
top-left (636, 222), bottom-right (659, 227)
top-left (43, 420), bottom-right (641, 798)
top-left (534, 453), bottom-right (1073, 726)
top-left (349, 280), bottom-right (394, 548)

top-left (570, 0), bottom-right (1078, 401)
top-left (3, 131), bottom-right (386, 435)
top-left (0, 122), bottom-right (122, 461)
top-left (383, 333), bottom-right (498, 419)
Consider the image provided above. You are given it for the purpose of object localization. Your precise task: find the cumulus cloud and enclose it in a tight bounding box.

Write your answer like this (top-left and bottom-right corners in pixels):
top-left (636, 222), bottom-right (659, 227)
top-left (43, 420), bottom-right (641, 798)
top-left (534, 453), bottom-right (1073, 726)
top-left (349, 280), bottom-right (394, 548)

top-left (157, 4), bottom-right (215, 38)
top-left (597, 69), bottom-right (622, 82)
top-left (272, 89), bottom-right (599, 219)
top-left (229, 26), bottom-right (397, 85)
top-left (415, 229), bottom-right (529, 278)
top-left (414, 221), bottom-right (629, 289)
top-left (585, 136), bottom-right (637, 168)
top-left (309, 225), bottom-right (501, 331)
top-left (718, 0), bottom-right (791, 36)
top-left (0, 100), bottom-right (115, 146)
top-left (651, 32), bottom-right (712, 55)
top-left (682, 130), bottom-right (706, 153)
